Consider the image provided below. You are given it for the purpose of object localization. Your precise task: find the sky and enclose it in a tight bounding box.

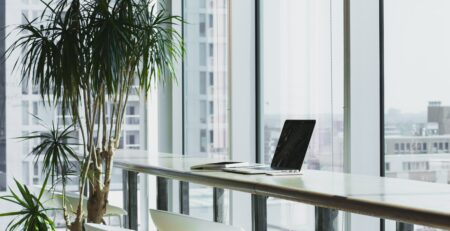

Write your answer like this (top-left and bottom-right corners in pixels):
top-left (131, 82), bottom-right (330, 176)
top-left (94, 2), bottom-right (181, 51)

top-left (262, 0), bottom-right (450, 115)
top-left (384, 0), bottom-right (450, 113)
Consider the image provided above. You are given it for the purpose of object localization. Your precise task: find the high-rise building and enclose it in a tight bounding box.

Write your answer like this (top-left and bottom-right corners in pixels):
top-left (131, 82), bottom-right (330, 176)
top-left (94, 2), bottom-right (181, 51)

top-left (428, 101), bottom-right (450, 135)
top-left (183, 0), bottom-right (228, 157)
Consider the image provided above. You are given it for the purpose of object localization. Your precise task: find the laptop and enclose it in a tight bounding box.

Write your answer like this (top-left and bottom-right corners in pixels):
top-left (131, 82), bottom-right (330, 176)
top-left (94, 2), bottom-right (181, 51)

top-left (223, 119), bottom-right (315, 175)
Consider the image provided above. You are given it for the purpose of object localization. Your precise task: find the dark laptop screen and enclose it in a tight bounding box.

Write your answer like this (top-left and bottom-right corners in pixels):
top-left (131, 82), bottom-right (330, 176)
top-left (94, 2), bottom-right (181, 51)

top-left (270, 120), bottom-right (316, 170)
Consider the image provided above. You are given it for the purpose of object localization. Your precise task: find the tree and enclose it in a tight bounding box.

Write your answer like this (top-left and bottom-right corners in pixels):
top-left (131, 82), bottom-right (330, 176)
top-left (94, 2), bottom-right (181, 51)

top-left (6, 0), bottom-right (183, 230)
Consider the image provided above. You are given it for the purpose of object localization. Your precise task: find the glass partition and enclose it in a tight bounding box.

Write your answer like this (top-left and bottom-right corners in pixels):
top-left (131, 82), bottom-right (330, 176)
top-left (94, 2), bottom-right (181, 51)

top-left (259, 0), bottom-right (344, 229)
top-left (0, 0), bottom-right (150, 229)
top-left (383, 0), bottom-right (450, 230)
top-left (183, 0), bottom-right (230, 222)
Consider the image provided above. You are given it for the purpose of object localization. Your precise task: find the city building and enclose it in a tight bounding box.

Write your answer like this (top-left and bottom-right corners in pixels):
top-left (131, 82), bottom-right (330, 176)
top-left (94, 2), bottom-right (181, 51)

top-left (183, 0), bottom-right (228, 156)
top-left (385, 102), bottom-right (450, 184)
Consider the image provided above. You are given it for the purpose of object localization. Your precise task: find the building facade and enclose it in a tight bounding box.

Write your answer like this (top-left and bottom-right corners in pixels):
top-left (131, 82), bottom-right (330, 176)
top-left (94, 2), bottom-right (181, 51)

top-left (385, 102), bottom-right (450, 184)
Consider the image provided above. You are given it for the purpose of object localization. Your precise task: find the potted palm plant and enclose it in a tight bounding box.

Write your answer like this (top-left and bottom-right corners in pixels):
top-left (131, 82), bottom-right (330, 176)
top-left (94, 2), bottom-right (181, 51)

top-left (4, 0), bottom-right (183, 230)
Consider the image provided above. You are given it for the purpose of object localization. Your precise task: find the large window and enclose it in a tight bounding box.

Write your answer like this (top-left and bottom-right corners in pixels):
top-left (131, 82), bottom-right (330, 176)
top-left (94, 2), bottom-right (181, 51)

top-left (183, 0), bottom-right (230, 222)
top-left (259, 0), bottom-right (344, 229)
top-left (0, 0), bottom-right (148, 228)
top-left (383, 0), bottom-right (450, 230)
top-left (184, 0), bottom-right (228, 157)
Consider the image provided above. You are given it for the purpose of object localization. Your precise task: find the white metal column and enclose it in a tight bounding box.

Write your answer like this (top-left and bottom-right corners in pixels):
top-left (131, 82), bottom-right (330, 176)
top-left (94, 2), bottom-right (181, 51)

top-left (344, 0), bottom-right (382, 230)
top-left (229, 0), bottom-right (256, 230)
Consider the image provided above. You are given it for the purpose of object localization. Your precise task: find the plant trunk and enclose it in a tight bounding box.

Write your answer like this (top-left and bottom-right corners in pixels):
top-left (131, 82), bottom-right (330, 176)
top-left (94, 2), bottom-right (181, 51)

top-left (87, 190), bottom-right (108, 223)
top-left (70, 220), bottom-right (83, 231)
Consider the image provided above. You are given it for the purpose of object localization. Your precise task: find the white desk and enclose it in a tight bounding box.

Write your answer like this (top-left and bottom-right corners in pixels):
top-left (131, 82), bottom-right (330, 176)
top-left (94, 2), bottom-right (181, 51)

top-left (114, 152), bottom-right (450, 230)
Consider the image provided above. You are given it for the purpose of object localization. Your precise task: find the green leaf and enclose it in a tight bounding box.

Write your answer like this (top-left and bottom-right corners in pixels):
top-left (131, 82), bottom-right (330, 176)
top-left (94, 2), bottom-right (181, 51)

top-left (0, 179), bottom-right (55, 231)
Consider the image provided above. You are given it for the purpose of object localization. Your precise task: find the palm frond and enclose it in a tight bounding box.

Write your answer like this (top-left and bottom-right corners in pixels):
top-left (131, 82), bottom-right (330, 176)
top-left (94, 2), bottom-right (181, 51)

top-left (19, 121), bottom-right (80, 185)
top-left (0, 178), bottom-right (56, 231)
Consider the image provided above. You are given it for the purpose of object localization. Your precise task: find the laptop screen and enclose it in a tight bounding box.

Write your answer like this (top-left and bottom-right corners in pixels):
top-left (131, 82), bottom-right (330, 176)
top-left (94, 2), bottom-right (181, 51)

top-left (270, 120), bottom-right (316, 170)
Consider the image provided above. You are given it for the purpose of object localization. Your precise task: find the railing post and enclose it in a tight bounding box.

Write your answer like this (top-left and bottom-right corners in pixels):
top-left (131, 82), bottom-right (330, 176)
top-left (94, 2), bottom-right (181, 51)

top-left (315, 207), bottom-right (338, 231)
top-left (213, 188), bottom-right (225, 223)
top-left (251, 194), bottom-right (267, 231)
top-left (179, 181), bottom-right (189, 215)
top-left (157, 177), bottom-right (170, 211)
top-left (123, 170), bottom-right (138, 230)
top-left (396, 222), bottom-right (414, 231)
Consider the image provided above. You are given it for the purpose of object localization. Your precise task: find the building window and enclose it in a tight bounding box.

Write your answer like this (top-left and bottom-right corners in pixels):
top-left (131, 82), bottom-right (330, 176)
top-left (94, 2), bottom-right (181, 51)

top-left (199, 43), bottom-right (207, 66)
top-left (385, 162), bottom-right (390, 171)
top-left (209, 43), bottom-right (214, 57)
top-left (127, 105), bottom-right (136, 115)
top-left (209, 72), bottom-right (214, 86)
top-left (32, 102), bottom-right (39, 125)
top-left (200, 100), bottom-right (207, 123)
top-left (209, 14), bottom-right (213, 28)
top-left (22, 101), bottom-right (29, 125)
top-left (209, 101), bottom-right (214, 115)
top-left (199, 14), bottom-right (206, 37)
top-left (200, 129), bottom-right (207, 152)
top-left (200, 72), bottom-right (207, 95)
top-left (21, 80), bottom-right (28, 94)
top-left (209, 130), bottom-right (214, 143)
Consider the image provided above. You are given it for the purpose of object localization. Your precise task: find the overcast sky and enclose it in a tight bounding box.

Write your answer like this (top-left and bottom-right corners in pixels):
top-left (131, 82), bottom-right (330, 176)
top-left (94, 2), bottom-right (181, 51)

top-left (385, 0), bottom-right (450, 113)
top-left (262, 0), bottom-right (450, 116)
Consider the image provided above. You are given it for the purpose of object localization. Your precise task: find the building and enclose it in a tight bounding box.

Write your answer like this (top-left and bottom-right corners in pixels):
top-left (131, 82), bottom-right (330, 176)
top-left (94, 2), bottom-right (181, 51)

top-left (428, 101), bottom-right (450, 135)
top-left (183, 0), bottom-right (228, 156)
top-left (385, 135), bottom-right (450, 183)
top-left (385, 102), bottom-right (450, 184)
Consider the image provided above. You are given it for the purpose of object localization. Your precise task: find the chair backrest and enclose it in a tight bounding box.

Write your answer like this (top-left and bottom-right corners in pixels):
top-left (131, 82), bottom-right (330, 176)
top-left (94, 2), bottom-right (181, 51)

top-left (150, 209), bottom-right (245, 231)
top-left (84, 223), bottom-right (134, 231)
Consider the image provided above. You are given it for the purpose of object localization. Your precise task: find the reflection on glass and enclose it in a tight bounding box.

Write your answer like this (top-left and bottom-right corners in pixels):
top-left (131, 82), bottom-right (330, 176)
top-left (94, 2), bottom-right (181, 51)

top-left (260, 0), bottom-right (343, 230)
top-left (183, 0), bottom-right (229, 222)
top-left (384, 0), bottom-right (450, 230)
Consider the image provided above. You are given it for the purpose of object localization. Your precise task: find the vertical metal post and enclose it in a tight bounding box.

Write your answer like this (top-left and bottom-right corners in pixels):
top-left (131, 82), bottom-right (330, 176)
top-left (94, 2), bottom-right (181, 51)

top-left (122, 171), bottom-right (129, 228)
top-left (251, 194), bottom-right (267, 231)
top-left (123, 170), bottom-right (138, 230)
top-left (396, 222), bottom-right (413, 231)
top-left (157, 177), bottom-right (169, 211)
top-left (315, 207), bottom-right (338, 231)
top-left (213, 188), bottom-right (225, 223)
top-left (179, 181), bottom-right (189, 215)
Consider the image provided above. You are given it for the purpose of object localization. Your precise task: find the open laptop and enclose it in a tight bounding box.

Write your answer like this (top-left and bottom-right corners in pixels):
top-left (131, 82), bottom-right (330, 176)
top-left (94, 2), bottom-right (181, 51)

top-left (223, 120), bottom-right (315, 175)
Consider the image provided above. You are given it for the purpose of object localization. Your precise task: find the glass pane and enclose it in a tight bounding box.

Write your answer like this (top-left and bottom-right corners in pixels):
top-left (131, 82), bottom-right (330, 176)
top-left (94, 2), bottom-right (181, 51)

top-left (260, 0), bottom-right (344, 230)
top-left (183, 0), bottom-right (229, 222)
top-left (2, 0), bottom-right (149, 228)
top-left (184, 0), bottom-right (229, 158)
top-left (384, 0), bottom-right (450, 230)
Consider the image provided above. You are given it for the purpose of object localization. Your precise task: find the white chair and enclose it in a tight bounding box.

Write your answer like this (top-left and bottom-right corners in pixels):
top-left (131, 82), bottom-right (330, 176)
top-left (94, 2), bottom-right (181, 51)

top-left (63, 192), bottom-right (127, 226)
top-left (32, 186), bottom-right (127, 226)
top-left (84, 223), bottom-right (134, 231)
top-left (150, 209), bottom-right (245, 231)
